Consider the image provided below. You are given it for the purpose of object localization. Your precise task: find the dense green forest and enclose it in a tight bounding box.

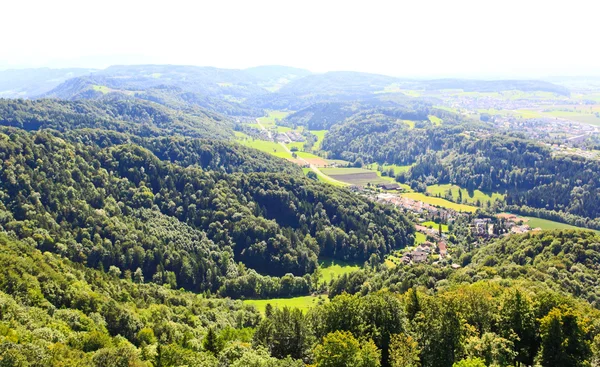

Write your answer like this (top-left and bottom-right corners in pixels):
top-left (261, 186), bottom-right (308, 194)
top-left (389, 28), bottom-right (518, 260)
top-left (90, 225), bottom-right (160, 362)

top-left (0, 127), bottom-right (413, 298)
top-left (0, 98), bottom-right (235, 140)
top-left (1, 232), bottom-right (599, 367)
top-left (2, 65), bottom-right (599, 366)
top-left (321, 116), bottom-right (600, 221)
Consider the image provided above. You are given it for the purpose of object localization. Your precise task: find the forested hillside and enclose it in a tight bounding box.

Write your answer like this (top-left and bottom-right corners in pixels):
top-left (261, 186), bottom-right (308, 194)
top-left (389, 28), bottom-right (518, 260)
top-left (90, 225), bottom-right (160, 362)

top-left (321, 115), bottom-right (600, 221)
top-left (2, 231), bottom-right (599, 367)
top-left (404, 135), bottom-right (600, 219)
top-left (282, 98), bottom-right (433, 130)
top-left (0, 98), bottom-right (234, 140)
top-left (2, 64), bottom-right (600, 366)
top-left (0, 128), bottom-right (413, 298)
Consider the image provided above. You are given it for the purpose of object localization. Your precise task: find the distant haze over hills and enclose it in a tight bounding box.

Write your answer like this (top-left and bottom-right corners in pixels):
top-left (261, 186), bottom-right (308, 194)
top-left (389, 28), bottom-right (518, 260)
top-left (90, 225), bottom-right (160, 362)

top-left (0, 64), bottom-right (573, 100)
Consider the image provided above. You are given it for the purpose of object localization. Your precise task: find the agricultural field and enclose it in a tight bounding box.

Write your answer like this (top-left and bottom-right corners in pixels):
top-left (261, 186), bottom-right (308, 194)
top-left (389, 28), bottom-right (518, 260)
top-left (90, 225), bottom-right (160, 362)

top-left (525, 217), bottom-right (599, 233)
top-left (414, 232), bottom-right (426, 244)
top-left (296, 151), bottom-right (329, 166)
top-left (319, 259), bottom-right (361, 283)
top-left (244, 295), bottom-right (328, 314)
top-left (320, 167), bottom-right (392, 186)
top-left (303, 167), bottom-right (348, 187)
top-left (421, 221), bottom-right (449, 232)
top-left (514, 105), bottom-right (600, 125)
top-left (402, 192), bottom-right (477, 213)
top-left (513, 109), bottom-right (544, 119)
top-left (426, 184), bottom-right (504, 206)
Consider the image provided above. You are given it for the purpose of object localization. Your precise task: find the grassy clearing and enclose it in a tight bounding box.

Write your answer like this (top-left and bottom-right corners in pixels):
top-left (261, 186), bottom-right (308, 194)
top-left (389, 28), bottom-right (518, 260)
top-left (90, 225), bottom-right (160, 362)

top-left (319, 259), bottom-right (360, 283)
top-left (236, 138), bottom-right (292, 159)
top-left (402, 120), bottom-right (415, 129)
top-left (286, 141), bottom-right (305, 151)
top-left (306, 167), bottom-right (349, 187)
top-left (275, 125), bottom-right (294, 133)
top-left (414, 232), bottom-right (427, 244)
top-left (258, 110), bottom-right (290, 125)
top-left (514, 109), bottom-right (544, 119)
top-left (421, 221), bottom-right (449, 232)
top-left (309, 130), bottom-right (327, 150)
top-left (426, 184), bottom-right (504, 206)
top-left (525, 217), bottom-right (599, 232)
top-left (244, 295), bottom-right (328, 314)
top-left (428, 115), bottom-right (443, 125)
top-left (91, 85), bottom-right (111, 94)
top-left (381, 164), bottom-right (412, 176)
top-left (402, 192), bottom-right (477, 213)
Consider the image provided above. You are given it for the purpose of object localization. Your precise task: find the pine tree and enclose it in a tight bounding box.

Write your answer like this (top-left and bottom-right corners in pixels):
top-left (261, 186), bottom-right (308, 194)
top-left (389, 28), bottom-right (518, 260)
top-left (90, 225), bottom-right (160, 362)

top-left (203, 327), bottom-right (220, 356)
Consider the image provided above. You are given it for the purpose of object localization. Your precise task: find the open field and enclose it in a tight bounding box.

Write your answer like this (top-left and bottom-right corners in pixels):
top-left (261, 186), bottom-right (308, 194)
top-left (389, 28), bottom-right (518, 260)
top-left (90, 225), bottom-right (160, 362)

top-left (286, 141), bottom-right (305, 151)
top-left (275, 125), bottom-right (294, 133)
top-left (402, 120), bottom-right (415, 129)
top-left (525, 217), bottom-right (599, 233)
top-left (328, 159), bottom-right (352, 166)
top-left (421, 221), bottom-right (449, 232)
top-left (414, 232), bottom-right (426, 244)
top-left (381, 164), bottom-right (412, 176)
top-left (303, 167), bottom-right (349, 187)
top-left (428, 115), bottom-right (442, 125)
top-left (309, 130), bottom-right (327, 150)
top-left (319, 259), bottom-right (360, 282)
top-left (91, 85), bottom-right (111, 94)
top-left (426, 184), bottom-right (504, 206)
top-left (258, 110), bottom-right (290, 125)
top-left (320, 168), bottom-right (392, 186)
top-left (402, 192), bottom-right (478, 212)
top-left (236, 136), bottom-right (293, 159)
top-left (244, 295), bottom-right (327, 314)
top-left (514, 105), bottom-right (600, 126)
top-left (297, 151), bottom-right (329, 166)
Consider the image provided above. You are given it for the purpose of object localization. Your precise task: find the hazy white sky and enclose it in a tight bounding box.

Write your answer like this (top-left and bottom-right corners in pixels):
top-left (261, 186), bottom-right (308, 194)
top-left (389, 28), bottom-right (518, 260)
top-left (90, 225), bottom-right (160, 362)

top-left (1, 0), bottom-right (599, 77)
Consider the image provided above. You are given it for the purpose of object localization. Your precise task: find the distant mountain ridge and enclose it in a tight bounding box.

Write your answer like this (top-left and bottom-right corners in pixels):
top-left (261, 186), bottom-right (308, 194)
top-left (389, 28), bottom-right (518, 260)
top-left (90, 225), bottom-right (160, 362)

top-left (0, 64), bottom-right (571, 119)
top-left (0, 67), bottom-right (96, 98)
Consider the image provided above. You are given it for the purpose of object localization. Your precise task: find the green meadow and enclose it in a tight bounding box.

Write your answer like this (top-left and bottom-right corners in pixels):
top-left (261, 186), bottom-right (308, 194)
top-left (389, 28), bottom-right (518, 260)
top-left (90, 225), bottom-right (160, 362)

top-left (319, 259), bottom-right (361, 282)
top-left (421, 221), bottom-right (449, 232)
top-left (428, 115), bottom-right (442, 125)
top-left (309, 130), bottom-right (327, 150)
top-left (402, 192), bottom-right (477, 213)
top-left (244, 295), bottom-right (328, 314)
top-left (236, 135), bottom-right (292, 159)
top-left (426, 184), bottom-right (504, 206)
top-left (414, 232), bottom-right (426, 244)
top-left (525, 217), bottom-right (599, 233)
top-left (258, 110), bottom-right (290, 125)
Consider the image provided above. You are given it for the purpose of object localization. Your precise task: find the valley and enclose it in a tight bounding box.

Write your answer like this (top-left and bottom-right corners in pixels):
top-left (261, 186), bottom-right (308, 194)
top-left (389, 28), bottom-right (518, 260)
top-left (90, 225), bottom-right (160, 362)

top-left (1, 64), bottom-right (600, 367)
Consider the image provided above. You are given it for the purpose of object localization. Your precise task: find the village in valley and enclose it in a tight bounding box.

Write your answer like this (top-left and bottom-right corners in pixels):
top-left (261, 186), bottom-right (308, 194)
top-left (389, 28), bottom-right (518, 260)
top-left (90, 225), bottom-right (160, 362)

top-left (375, 192), bottom-right (543, 268)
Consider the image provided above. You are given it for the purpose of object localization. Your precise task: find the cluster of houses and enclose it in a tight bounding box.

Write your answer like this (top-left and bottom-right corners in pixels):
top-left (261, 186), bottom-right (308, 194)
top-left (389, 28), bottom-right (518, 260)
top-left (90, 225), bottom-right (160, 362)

top-left (376, 193), bottom-right (460, 222)
top-left (399, 240), bottom-right (451, 265)
top-left (496, 213), bottom-right (541, 235)
top-left (274, 130), bottom-right (305, 144)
